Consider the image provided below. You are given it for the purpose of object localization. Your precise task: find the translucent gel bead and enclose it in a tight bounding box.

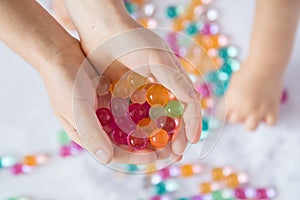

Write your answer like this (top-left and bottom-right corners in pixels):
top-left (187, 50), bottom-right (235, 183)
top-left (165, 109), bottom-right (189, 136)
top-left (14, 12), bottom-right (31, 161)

top-left (181, 164), bottom-right (194, 177)
top-left (196, 84), bottom-right (210, 97)
top-left (96, 108), bottom-right (114, 126)
top-left (193, 164), bottom-right (205, 174)
top-left (129, 103), bottom-right (148, 124)
top-left (143, 3), bottom-right (156, 17)
top-left (0, 158), bottom-right (2, 169)
top-left (23, 156), bottom-right (37, 166)
top-left (166, 6), bottom-right (179, 19)
top-left (146, 84), bottom-right (170, 106)
top-left (131, 88), bottom-right (147, 104)
top-left (95, 76), bottom-right (111, 96)
top-left (206, 71), bottom-right (220, 83)
top-left (245, 187), bottom-right (256, 198)
top-left (10, 164), bottom-right (24, 175)
top-left (186, 23), bottom-right (198, 35)
top-left (98, 93), bottom-right (112, 108)
top-left (112, 79), bottom-right (132, 98)
top-left (127, 72), bottom-right (148, 90)
top-left (200, 182), bottom-right (212, 194)
top-left (70, 142), bottom-right (84, 153)
top-left (111, 128), bottom-right (128, 145)
top-left (115, 115), bottom-right (137, 134)
top-left (58, 130), bottom-right (70, 145)
top-left (111, 97), bottom-right (128, 117)
top-left (149, 106), bottom-right (166, 120)
top-left (169, 166), bottom-right (180, 177)
top-left (156, 116), bottom-right (176, 134)
top-left (0, 155), bottom-right (17, 168)
top-left (202, 118), bottom-right (209, 131)
top-left (206, 8), bottom-right (219, 21)
top-left (127, 130), bottom-right (148, 150)
top-left (226, 173), bottom-right (240, 188)
top-left (212, 167), bottom-right (225, 180)
top-left (226, 58), bottom-right (240, 72)
top-left (60, 145), bottom-right (72, 157)
top-left (165, 100), bottom-right (184, 118)
top-left (150, 129), bottom-right (169, 148)
top-left (137, 118), bottom-right (157, 135)
top-left (213, 83), bottom-right (226, 96)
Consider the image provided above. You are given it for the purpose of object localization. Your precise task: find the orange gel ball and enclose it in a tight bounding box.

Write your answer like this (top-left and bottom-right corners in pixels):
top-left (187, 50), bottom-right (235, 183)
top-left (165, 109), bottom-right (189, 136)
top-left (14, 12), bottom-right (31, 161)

top-left (146, 84), bottom-right (170, 106)
top-left (200, 182), bottom-right (212, 194)
top-left (23, 155), bottom-right (37, 166)
top-left (226, 173), bottom-right (240, 188)
top-left (181, 164), bottom-right (194, 177)
top-left (149, 128), bottom-right (169, 148)
top-left (212, 167), bottom-right (225, 180)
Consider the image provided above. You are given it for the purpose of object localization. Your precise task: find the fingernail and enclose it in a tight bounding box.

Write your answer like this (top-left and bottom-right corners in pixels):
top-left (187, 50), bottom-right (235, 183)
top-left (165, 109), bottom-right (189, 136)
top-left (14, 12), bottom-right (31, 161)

top-left (96, 150), bottom-right (109, 164)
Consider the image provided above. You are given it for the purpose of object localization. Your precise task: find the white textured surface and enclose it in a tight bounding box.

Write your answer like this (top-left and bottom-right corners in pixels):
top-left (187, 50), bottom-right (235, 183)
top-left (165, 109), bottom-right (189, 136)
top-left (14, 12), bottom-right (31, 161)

top-left (0, 0), bottom-right (299, 199)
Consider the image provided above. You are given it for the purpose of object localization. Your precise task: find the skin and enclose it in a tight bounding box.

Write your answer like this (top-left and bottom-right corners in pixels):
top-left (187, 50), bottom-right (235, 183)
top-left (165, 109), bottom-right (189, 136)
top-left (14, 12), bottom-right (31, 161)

top-left (226, 0), bottom-right (300, 130)
top-left (0, 0), bottom-right (201, 165)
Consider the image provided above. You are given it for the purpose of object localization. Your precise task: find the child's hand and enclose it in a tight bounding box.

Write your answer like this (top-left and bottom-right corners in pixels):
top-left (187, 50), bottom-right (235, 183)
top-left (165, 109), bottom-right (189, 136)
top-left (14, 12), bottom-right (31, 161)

top-left (63, 0), bottom-right (202, 160)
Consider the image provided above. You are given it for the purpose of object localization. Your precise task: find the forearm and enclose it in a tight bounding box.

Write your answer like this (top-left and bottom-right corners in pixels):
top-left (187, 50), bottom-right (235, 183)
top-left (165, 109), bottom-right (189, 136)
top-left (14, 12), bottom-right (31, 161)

top-left (249, 0), bottom-right (300, 71)
top-left (0, 0), bottom-right (80, 74)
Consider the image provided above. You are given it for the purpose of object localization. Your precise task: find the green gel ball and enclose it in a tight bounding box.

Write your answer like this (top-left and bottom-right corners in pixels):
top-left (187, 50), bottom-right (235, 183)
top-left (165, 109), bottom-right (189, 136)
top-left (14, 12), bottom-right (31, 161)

top-left (149, 106), bottom-right (166, 120)
top-left (226, 58), bottom-right (241, 72)
top-left (218, 46), bottom-right (239, 59)
top-left (206, 71), bottom-right (220, 83)
top-left (220, 62), bottom-right (233, 75)
top-left (125, 2), bottom-right (136, 14)
top-left (200, 130), bottom-right (209, 140)
top-left (218, 71), bottom-right (230, 82)
top-left (213, 83), bottom-right (226, 96)
top-left (165, 179), bottom-right (179, 192)
top-left (166, 6), bottom-right (178, 18)
top-left (165, 100), bottom-right (184, 118)
top-left (0, 158), bottom-right (3, 169)
top-left (212, 190), bottom-right (223, 200)
top-left (127, 164), bottom-right (138, 172)
top-left (153, 182), bottom-right (167, 195)
top-left (1, 155), bottom-right (17, 168)
top-left (186, 23), bottom-right (198, 35)
top-left (58, 130), bottom-right (70, 145)
top-left (202, 118), bottom-right (209, 131)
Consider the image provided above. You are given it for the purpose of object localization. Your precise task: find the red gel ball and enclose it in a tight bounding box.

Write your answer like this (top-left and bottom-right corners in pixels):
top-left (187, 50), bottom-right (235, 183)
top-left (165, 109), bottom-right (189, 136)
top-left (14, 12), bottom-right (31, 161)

top-left (156, 116), bottom-right (177, 134)
top-left (111, 128), bottom-right (128, 145)
top-left (127, 130), bottom-right (148, 150)
top-left (96, 108), bottom-right (114, 126)
top-left (129, 103), bottom-right (148, 124)
top-left (10, 164), bottom-right (24, 175)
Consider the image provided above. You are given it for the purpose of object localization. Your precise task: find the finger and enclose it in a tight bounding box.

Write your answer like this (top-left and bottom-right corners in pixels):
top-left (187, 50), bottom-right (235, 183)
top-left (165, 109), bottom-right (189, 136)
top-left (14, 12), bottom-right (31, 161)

top-left (74, 99), bottom-right (113, 164)
top-left (245, 115), bottom-right (260, 131)
top-left (265, 112), bottom-right (277, 126)
top-left (172, 121), bottom-right (188, 155)
top-left (73, 68), bottom-right (113, 164)
top-left (228, 112), bottom-right (244, 123)
top-left (58, 115), bottom-right (83, 146)
top-left (113, 145), bottom-right (157, 164)
top-left (155, 144), bottom-right (172, 160)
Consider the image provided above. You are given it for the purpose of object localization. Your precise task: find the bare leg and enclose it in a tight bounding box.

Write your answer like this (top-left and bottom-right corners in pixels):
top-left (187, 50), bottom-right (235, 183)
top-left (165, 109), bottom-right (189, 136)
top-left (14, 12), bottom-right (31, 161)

top-left (225, 0), bottom-right (300, 130)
